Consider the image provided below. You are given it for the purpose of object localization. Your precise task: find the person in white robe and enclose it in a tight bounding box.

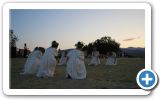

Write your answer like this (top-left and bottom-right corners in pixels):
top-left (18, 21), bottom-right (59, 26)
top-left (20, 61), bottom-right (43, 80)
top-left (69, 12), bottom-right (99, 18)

top-left (37, 41), bottom-right (59, 78)
top-left (20, 47), bottom-right (44, 75)
top-left (106, 51), bottom-right (117, 65)
top-left (88, 47), bottom-right (100, 66)
top-left (66, 42), bottom-right (87, 79)
top-left (58, 51), bottom-right (67, 65)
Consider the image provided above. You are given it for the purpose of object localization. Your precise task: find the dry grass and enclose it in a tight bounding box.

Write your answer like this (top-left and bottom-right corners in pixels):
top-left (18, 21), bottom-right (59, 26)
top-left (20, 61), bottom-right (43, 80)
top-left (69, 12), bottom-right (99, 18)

top-left (10, 58), bottom-right (144, 89)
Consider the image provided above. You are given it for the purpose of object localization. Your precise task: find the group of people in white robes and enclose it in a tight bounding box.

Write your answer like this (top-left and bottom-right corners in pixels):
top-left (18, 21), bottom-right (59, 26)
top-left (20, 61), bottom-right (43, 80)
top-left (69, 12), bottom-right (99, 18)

top-left (21, 40), bottom-right (117, 79)
top-left (21, 41), bottom-right (87, 79)
top-left (88, 48), bottom-right (117, 66)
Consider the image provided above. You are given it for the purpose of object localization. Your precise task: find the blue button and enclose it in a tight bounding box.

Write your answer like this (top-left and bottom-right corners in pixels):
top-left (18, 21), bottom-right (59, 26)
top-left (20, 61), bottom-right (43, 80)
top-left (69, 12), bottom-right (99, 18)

top-left (136, 69), bottom-right (158, 90)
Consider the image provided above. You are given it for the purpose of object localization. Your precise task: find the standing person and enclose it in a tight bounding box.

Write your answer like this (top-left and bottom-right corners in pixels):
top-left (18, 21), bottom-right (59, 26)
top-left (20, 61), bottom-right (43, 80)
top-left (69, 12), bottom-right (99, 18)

top-left (88, 47), bottom-right (100, 66)
top-left (66, 41), bottom-right (87, 79)
top-left (37, 41), bottom-right (59, 78)
top-left (106, 51), bottom-right (117, 65)
top-left (20, 47), bottom-right (45, 75)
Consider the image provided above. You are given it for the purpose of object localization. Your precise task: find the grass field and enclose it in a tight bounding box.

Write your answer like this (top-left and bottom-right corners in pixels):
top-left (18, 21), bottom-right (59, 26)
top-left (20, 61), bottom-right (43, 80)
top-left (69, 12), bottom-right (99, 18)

top-left (10, 58), bottom-right (144, 89)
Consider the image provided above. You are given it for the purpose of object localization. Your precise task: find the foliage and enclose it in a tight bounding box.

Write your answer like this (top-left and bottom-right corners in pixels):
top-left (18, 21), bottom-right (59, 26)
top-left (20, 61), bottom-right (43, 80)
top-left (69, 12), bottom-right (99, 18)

top-left (83, 36), bottom-right (120, 55)
top-left (10, 29), bottom-right (19, 47)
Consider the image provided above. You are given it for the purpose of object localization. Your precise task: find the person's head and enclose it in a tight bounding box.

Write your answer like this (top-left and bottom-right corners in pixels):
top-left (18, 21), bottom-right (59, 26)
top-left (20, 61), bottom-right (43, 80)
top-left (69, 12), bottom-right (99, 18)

top-left (51, 41), bottom-right (59, 49)
top-left (38, 47), bottom-right (45, 54)
top-left (75, 41), bottom-right (84, 50)
top-left (34, 47), bottom-right (39, 51)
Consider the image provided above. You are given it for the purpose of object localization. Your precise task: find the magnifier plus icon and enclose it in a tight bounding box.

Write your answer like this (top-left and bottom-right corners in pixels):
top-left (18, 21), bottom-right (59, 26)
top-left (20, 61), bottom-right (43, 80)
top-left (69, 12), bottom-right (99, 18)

top-left (136, 69), bottom-right (158, 90)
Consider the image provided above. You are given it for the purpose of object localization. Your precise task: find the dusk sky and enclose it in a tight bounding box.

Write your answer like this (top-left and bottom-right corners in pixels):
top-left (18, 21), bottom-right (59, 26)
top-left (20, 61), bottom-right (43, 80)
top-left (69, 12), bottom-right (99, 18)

top-left (10, 9), bottom-right (145, 51)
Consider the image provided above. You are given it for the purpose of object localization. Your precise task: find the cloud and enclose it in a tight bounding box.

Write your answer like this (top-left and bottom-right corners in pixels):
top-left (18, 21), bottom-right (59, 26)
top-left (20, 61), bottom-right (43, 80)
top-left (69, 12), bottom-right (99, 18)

top-left (123, 38), bottom-right (135, 41)
top-left (123, 37), bottom-right (140, 41)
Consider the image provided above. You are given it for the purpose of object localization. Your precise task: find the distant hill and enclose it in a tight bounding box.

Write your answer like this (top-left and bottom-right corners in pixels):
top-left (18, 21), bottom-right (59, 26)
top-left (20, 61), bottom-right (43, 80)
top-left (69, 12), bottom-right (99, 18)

top-left (121, 47), bottom-right (145, 58)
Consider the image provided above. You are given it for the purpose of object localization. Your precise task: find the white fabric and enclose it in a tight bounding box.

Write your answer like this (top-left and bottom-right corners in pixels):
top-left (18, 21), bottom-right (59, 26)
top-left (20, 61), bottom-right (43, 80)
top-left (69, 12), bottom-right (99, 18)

top-left (58, 52), bottom-right (67, 65)
top-left (37, 47), bottom-right (58, 77)
top-left (66, 49), bottom-right (86, 79)
top-left (88, 51), bottom-right (100, 66)
top-left (106, 52), bottom-right (117, 65)
top-left (21, 50), bottom-right (42, 75)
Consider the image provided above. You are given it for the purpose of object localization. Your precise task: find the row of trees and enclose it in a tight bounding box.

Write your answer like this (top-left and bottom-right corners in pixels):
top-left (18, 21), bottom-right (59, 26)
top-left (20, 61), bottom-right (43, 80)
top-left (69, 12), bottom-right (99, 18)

top-left (83, 36), bottom-right (120, 55)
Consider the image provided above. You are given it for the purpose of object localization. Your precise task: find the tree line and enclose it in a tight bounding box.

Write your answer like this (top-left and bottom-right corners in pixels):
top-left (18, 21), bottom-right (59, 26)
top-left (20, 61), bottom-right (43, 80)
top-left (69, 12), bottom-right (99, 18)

top-left (10, 29), bottom-right (121, 58)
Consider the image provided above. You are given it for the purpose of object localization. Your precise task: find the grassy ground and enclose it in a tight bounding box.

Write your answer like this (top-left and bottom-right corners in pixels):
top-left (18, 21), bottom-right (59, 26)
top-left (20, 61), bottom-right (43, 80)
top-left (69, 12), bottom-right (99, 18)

top-left (10, 58), bottom-right (144, 89)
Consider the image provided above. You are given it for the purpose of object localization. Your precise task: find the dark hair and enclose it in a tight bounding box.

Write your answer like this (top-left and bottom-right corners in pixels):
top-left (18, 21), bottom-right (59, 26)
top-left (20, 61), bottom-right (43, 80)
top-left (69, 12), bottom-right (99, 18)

top-left (38, 47), bottom-right (45, 54)
top-left (34, 47), bottom-right (39, 51)
top-left (75, 41), bottom-right (84, 49)
top-left (51, 41), bottom-right (59, 48)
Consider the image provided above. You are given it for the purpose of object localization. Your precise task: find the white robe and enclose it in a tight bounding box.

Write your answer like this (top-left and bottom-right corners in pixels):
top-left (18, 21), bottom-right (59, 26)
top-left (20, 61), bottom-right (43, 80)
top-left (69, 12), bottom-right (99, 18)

top-left (58, 52), bottom-right (67, 65)
top-left (37, 47), bottom-right (58, 77)
top-left (89, 51), bottom-right (100, 66)
top-left (21, 50), bottom-right (42, 75)
top-left (106, 52), bottom-right (117, 65)
top-left (66, 49), bottom-right (86, 79)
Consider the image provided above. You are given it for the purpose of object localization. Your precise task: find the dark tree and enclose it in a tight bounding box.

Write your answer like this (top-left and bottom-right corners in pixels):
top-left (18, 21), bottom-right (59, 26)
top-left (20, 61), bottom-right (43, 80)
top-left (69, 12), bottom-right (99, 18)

top-left (83, 36), bottom-right (120, 55)
top-left (10, 29), bottom-right (18, 47)
top-left (83, 43), bottom-right (94, 55)
top-left (94, 36), bottom-right (120, 54)
top-left (10, 29), bottom-right (18, 58)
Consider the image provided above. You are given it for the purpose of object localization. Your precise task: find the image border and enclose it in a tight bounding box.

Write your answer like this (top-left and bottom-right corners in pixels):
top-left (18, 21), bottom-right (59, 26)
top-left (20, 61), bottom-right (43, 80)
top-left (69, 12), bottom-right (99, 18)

top-left (2, 2), bottom-right (151, 95)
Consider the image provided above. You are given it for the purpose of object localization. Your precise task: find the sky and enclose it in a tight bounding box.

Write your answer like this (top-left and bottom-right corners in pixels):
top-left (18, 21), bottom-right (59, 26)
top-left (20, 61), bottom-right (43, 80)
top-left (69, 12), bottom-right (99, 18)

top-left (10, 9), bottom-right (145, 51)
